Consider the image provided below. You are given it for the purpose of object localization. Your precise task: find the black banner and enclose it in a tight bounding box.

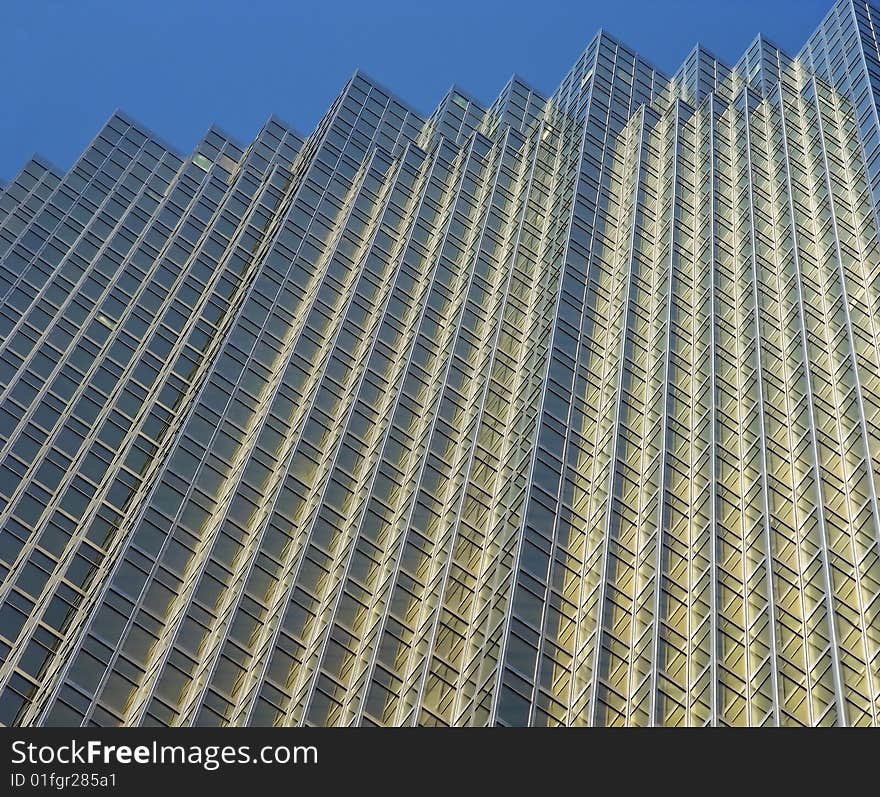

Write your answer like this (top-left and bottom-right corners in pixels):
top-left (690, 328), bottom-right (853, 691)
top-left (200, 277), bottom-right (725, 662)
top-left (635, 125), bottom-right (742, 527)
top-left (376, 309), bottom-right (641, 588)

top-left (0, 726), bottom-right (868, 793)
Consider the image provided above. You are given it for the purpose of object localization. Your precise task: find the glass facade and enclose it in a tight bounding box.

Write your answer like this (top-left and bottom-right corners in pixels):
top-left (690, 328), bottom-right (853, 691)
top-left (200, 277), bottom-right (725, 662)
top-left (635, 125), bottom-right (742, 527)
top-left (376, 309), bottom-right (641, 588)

top-left (0, 0), bottom-right (879, 727)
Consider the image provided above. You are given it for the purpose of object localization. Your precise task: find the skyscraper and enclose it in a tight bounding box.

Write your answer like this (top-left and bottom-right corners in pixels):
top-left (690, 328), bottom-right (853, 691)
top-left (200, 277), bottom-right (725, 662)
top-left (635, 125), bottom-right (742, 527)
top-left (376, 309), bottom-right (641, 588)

top-left (0, 0), bottom-right (879, 727)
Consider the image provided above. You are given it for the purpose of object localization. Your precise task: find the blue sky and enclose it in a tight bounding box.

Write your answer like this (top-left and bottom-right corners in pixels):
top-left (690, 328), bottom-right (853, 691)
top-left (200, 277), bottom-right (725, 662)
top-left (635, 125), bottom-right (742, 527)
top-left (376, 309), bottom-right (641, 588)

top-left (1, 0), bottom-right (831, 180)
